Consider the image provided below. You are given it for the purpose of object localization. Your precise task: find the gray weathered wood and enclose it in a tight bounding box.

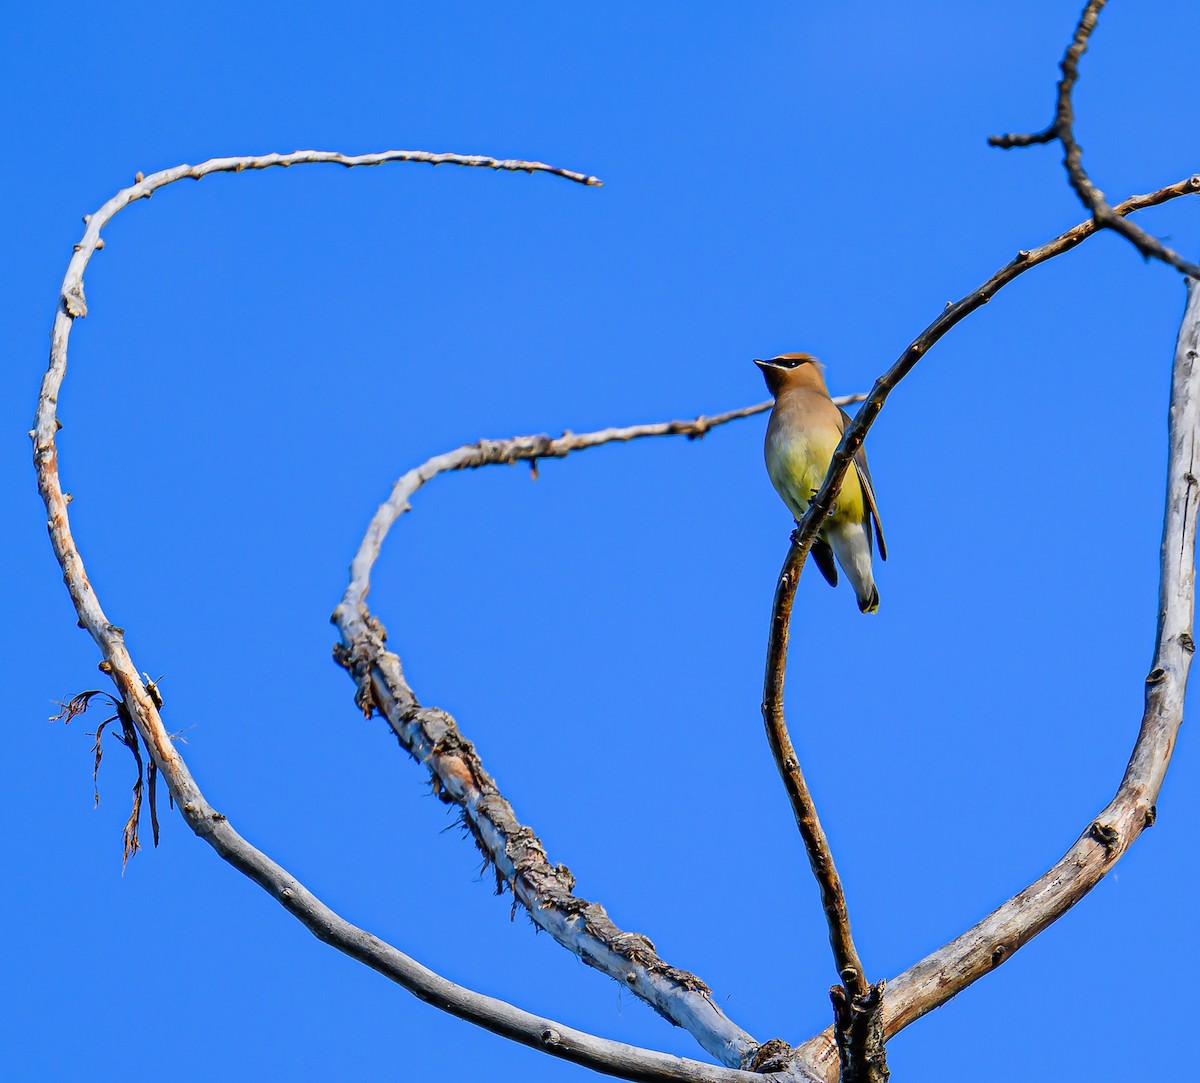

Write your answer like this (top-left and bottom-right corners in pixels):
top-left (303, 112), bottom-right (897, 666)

top-left (31, 147), bottom-right (814, 1083)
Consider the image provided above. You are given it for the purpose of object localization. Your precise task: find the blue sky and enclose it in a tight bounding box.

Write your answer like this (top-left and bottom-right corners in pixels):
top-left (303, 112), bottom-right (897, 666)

top-left (5, 3), bottom-right (1200, 1080)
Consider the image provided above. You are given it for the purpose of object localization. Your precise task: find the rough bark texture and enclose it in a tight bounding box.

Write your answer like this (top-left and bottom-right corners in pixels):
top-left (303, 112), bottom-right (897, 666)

top-left (830, 983), bottom-right (888, 1083)
top-left (32, 146), bottom-right (815, 1083)
top-left (31, 127), bottom-right (1200, 1083)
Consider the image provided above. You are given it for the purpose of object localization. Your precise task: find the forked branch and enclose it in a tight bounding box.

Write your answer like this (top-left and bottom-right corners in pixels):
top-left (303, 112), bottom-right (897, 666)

top-left (792, 279), bottom-right (1200, 1081)
top-left (760, 180), bottom-right (1200, 1080)
top-left (33, 136), bottom-right (1200, 1083)
top-left (331, 397), bottom-right (866, 1072)
top-left (989, 0), bottom-right (1200, 279)
top-left (335, 176), bottom-right (1200, 1083)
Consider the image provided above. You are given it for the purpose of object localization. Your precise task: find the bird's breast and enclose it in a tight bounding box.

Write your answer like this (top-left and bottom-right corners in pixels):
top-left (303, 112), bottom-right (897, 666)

top-left (764, 424), bottom-right (865, 525)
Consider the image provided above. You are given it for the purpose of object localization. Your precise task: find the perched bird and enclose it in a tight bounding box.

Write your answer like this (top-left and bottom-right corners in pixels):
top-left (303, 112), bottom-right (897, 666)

top-left (754, 353), bottom-right (887, 613)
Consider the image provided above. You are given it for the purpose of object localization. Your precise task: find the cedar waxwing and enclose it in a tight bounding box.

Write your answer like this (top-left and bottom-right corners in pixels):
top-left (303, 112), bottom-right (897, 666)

top-left (754, 354), bottom-right (887, 613)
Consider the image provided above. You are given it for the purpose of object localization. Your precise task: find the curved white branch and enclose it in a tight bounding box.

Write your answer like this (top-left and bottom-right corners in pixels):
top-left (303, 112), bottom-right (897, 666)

top-left (332, 403), bottom-right (883, 1070)
top-left (30, 147), bottom-right (827, 1083)
top-left (340, 400), bottom-right (870, 616)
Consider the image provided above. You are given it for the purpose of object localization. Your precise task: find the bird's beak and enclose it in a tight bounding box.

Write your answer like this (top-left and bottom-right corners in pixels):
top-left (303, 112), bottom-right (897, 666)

top-left (753, 358), bottom-right (772, 370)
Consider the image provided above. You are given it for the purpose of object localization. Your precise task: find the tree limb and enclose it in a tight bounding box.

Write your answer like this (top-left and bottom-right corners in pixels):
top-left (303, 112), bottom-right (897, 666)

top-left (762, 525), bottom-right (882, 1075)
top-left (989, 0), bottom-right (1200, 279)
top-left (795, 278), bottom-right (1200, 1080)
top-left (31, 146), bottom-right (829, 1083)
top-left (758, 179), bottom-right (1199, 1080)
top-left (333, 174), bottom-right (1200, 1081)
top-left (762, 539), bottom-right (868, 999)
top-left (791, 175), bottom-right (1200, 585)
top-left (331, 398), bottom-right (859, 1071)
top-left (32, 138), bottom-right (1200, 1082)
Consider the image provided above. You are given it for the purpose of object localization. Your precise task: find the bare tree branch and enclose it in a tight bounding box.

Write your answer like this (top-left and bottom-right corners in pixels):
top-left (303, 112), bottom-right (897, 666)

top-left (762, 544), bottom-right (869, 999)
top-left (762, 548), bottom-right (884, 1081)
top-left (760, 178), bottom-right (1200, 636)
top-left (332, 175), bottom-right (1200, 1082)
top-left (33, 132), bottom-right (1200, 1083)
top-left (50, 147), bottom-right (600, 322)
top-left (989, 0), bottom-right (1200, 279)
top-left (331, 400), bottom-right (858, 1070)
top-left (337, 396), bottom-right (866, 627)
top-left (794, 279), bottom-right (1200, 1081)
top-left (31, 147), bottom-right (833, 1083)
top-left (757, 179), bottom-right (1199, 1080)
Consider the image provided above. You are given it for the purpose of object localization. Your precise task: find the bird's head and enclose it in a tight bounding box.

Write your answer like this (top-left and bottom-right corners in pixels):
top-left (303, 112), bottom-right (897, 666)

top-left (753, 353), bottom-right (827, 397)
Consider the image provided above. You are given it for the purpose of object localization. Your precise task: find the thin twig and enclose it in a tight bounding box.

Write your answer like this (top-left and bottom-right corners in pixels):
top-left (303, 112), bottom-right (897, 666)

top-left (338, 396), bottom-right (863, 620)
top-left (784, 175), bottom-right (1200, 582)
top-left (989, 0), bottom-right (1200, 278)
top-left (762, 543), bottom-right (884, 1083)
top-left (759, 626), bottom-right (888, 1082)
top-left (794, 278), bottom-right (1200, 1081)
top-left (31, 147), bottom-right (826, 1083)
top-left (50, 148), bottom-right (599, 324)
top-left (762, 543), bottom-right (867, 999)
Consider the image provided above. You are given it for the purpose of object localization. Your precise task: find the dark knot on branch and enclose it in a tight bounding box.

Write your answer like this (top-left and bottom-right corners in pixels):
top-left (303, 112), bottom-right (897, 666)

top-left (831, 980), bottom-right (889, 1083)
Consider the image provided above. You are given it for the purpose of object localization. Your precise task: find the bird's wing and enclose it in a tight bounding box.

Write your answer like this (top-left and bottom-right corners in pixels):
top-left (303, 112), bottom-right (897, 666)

top-left (810, 537), bottom-right (839, 588)
top-left (838, 407), bottom-right (888, 561)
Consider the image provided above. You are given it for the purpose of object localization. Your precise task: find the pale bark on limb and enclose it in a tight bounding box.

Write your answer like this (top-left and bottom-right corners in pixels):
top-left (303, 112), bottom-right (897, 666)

top-left (32, 131), bottom-right (1200, 1083)
top-left (332, 401), bottom-right (861, 1071)
top-left (335, 177), bottom-right (1200, 1078)
top-left (32, 147), bottom-right (820, 1083)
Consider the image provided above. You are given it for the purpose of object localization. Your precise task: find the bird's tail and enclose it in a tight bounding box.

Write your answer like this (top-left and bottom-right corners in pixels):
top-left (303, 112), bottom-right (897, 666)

top-left (827, 521), bottom-right (879, 614)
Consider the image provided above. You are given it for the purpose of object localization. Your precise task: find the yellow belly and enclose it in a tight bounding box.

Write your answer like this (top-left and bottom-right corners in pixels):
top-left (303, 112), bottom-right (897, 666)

top-left (770, 438), bottom-right (865, 525)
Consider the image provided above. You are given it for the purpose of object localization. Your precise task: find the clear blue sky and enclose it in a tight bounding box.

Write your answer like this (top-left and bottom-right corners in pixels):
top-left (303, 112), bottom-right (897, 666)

top-left (5, 3), bottom-right (1199, 1080)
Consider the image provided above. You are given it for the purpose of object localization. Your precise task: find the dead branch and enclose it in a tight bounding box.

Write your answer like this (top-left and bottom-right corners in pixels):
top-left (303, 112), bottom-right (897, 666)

top-left (989, 0), bottom-right (1200, 279)
top-left (331, 176), bottom-right (1200, 1083)
top-left (760, 179), bottom-right (1200, 1080)
top-left (32, 146), bottom-right (829, 1083)
top-left (783, 177), bottom-right (1200, 590)
top-left (794, 279), bottom-right (1200, 1081)
top-left (761, 179), bottom-right (1200, 638)
top-left (33, 129), bottom-right (1200, 1083)
top-left (331, 400), bottom-right (862, 1070)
